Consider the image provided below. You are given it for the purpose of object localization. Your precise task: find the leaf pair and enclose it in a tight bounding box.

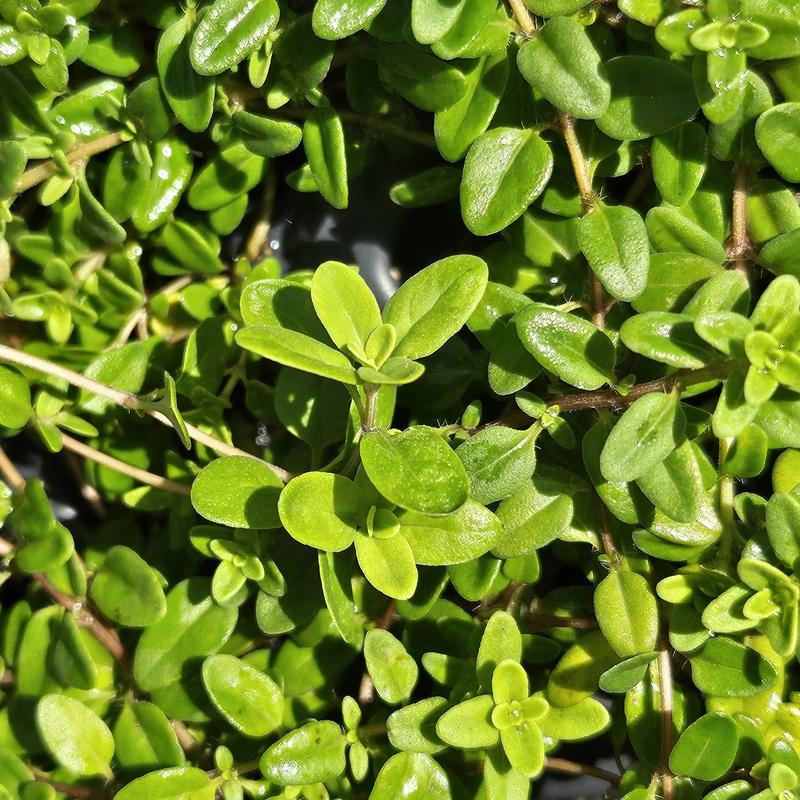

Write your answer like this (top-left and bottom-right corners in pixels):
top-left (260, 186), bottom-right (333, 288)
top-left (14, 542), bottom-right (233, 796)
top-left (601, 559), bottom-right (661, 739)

top-left (236, 256), bottom-right (489, 392)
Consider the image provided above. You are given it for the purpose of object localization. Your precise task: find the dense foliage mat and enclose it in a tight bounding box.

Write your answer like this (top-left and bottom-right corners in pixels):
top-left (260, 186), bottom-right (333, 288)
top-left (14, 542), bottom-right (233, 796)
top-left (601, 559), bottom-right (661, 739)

top-left (2, 0), bottom-right (800, 798)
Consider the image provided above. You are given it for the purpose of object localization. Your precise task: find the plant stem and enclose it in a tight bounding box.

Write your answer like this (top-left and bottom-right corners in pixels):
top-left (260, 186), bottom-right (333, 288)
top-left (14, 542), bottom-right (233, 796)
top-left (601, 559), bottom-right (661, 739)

top-left (0, 446), bottom-right (26, 493)
top-left (60, 433), bottom-right (191, 496)
top-left (362, 385), bottom-right (379, 433)
top-left (594, 494), bottom-right (620, 565)
top-left (244, 166), bottom-right (278, 263)
top-left (0, 344), bottom-right (292, 483)
top-left (29, 768), bottom-right (108, 800)
top-left (729, 161), bottom-right (750, 275)
top-left (63, 451), bottom-right (107, 518)
top-left (545, 757), bottom-right (620, 787)
top-left (657, 634), bottom-right (675, 800)
top-left (32, 570), bottom-right (131, 676)
top-left (558, 112), bottom-right (594, 212)
top-left (14, 131), bottom-right (127, 195)
top-left (506, 0), bottom-right (537, 34)
top-left (547, 360), bottom-right (737, 413)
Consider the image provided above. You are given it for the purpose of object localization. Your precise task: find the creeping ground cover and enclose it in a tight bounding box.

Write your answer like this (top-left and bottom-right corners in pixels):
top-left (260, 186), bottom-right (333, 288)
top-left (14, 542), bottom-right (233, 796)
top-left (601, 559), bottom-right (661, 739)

top-left (3, 0), bottom-right (800, 798)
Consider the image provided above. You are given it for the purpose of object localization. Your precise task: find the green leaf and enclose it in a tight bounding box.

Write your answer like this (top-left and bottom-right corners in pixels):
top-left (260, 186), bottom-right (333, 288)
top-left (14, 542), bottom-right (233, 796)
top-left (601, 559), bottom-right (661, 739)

top-left (755, 102), bottom-right (800, 182)
top-left (600, 392), bottom-right (686, 482)
top-left (191, 456), bottom-right (283, 530)
top-left (260, 720), bottom-right (346, 786)
top-left (377, 43), bottom-right (467, 112)
top-left (132, 135), bottom-right (193, 233)
top-left (538, 695), bottom-right (610, 741)
top-left (595, 571), bottom-right (659, 657)
top-left (369, 753), bottom-right (451, 800)
top-left (304, 106), bottom-right (348, 209)
top-left (436, 695), bottom-right (499, 749)
top-left (10, 480), bottom-right (74, 574)
top-left (499, 722), bottom-right (544, 778)
top-left (113, 767), bottom-right (215, 800)
top-left (202, 654), bottom-right (283, 738)
top-left (492, 659), bottom-right (529, 704)
top-left (160, 219), bottom-right (222, 275)
top-left (77, 177), bottom-right (126, 244)
top-left (311, 261), bottom-right (381, 354)
top-left (318, 550), bottom-right (361, 645)
top-left (651, 122), bottom-right (707, 205)
top-left (232, 111), bottom-right (302, 157)
top-left (460, 128), bottom-right (553, 235)
top-left (766, 491), bottom-right (800, 569)
top-left (361, 427), bottom-right (469, 515)
top-left (620, 312), bottom-right (717, 368)
top-left (515, 304), bottom-right (615, 390)
top-left (235, 325), bottom-right (358, 384)
top-left (493, 478), bottom-right (574, 558)
top-left (517, 17), bottom-right (610, 119)
top-left (382, 254), bottom-right (488, 359)
top-left (313, 0), bottom-right (386, 39)
top-left (50, 612), bottom-right (96, 690)
top-left (597, 56), bottom-right (698, 140)
top-left (646, 205), bottom-right (726, 263)
top-left (187, 141), bottom-right (265, 211)
top-left (389, 166), bottom-right (461, 207)
top-left (635, 440), bottom-right (704, 523)
top-left (190, 0), bottom-right (279, 75)
top-left (240, 279), bottom-right (327, 338)
top-left (398, 499), bottom-right (502, 565)
top-left (455, 425), bottom-right (538, 505)
top-left (583, 420), bottom-right (652, 525)
top-left (278, 472), bottom-right (360, 551)
top-left (477, 611), bottom-right (523, 687)
top-left (690, 637), bottom-right (778, 697)
top-left (598, 652), bottom-right (659, 693)
top-left (79, 342), bottom-right (148, 415)
top-left (669, 712), bottom-right (738, 780)
top-left (36, 695), bottom-right (114, 777)
top-left (365, 629), bottom-right (419, 704)
top-left (113, 701), bottom-right (184, 773)
top-left (434, 52), bottom-right (509, 162)
top-left (355, 530), bottom-right (418, 600)
top-left (578, 203), bottom-right (650, 301)
top-left (157, 16), bottom-right (214, 133)
top-left (89, 545), bottom-right (167, 627)
top-left (0, 365), bottom-right (31, 429)
top-left (133, 577), bottom-right (237, 692)
top-left (387, 697), bottom-right (448, 755)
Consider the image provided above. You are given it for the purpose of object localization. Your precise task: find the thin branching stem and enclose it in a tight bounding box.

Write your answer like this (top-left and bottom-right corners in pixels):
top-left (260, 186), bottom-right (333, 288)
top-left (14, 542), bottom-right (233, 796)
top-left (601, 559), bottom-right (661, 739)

top-left (14, 131), bottom-right (127, 194)
top-left (60, 434), bottom-right (191, 496)
top-left (0, 344), bottom-right (292, 482)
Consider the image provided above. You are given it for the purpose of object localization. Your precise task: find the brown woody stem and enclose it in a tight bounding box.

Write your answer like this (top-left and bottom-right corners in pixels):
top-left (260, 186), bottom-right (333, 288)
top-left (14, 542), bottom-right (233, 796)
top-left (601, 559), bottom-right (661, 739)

top-left (545, 757), bottom-right (620, 787)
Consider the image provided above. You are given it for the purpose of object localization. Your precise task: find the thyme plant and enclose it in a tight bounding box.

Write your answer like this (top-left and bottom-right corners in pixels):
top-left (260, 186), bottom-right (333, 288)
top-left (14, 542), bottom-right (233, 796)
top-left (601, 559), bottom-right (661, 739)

top-left (1, 0), bottom-right (800, 798)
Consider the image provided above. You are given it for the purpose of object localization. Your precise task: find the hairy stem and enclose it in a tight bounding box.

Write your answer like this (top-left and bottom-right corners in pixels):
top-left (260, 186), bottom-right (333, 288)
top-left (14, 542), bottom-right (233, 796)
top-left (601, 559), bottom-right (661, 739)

top-left (0, 344), bottom-right (292, 483)
top-left (558, 112), bottom-right (594, 212)
top-left (14, 131), bottom-right (127, 195)
top-left (546, 360), bottom-right (737, 413)
top-left (729, 161), bottom-right (750, 275)
top-left (657, 635), bottom-right (675, 800)
top-left (60, 433), bottom-right (191, 496)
